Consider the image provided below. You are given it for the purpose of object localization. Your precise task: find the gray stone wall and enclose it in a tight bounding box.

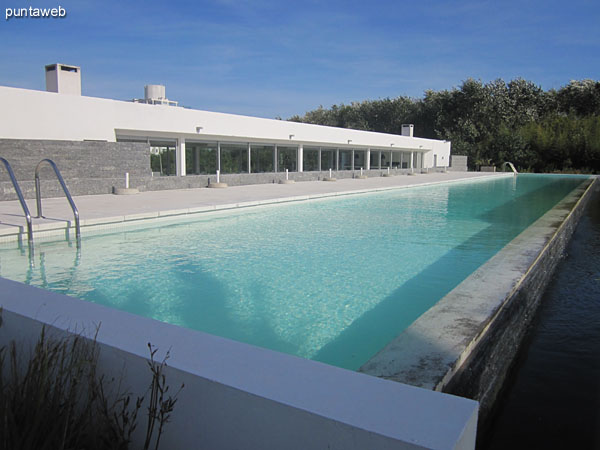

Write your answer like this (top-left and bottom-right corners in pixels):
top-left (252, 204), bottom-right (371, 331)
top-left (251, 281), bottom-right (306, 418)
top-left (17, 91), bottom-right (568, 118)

top-left (139, 168), bottom-right (433, 191)
top-left (0, 139), bottom-right (151, 200)
top-left (0, 138), bottom-right (448, 200)
top-left (442, 178), bottom-right (598, 432)
top-left (449, 155), bottom-right (468, 171)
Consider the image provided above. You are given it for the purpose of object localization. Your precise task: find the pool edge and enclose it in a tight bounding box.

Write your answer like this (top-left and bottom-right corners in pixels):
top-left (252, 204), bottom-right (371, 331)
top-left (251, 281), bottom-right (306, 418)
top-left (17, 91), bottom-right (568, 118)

top-left (0, 172), bottom-right (512, 244)
top-left (360, 175), bottom-right (598, 427)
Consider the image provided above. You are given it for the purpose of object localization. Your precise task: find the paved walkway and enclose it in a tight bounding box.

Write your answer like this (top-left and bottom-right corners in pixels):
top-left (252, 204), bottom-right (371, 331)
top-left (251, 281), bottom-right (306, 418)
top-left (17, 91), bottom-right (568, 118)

top-left (0, 171), bottom-right (508, 242)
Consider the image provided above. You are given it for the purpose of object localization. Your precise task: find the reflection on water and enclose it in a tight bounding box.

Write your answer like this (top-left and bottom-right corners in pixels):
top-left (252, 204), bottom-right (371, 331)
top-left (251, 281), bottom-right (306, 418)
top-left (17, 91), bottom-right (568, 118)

top-left (0, 174), bottom-right (590, 370)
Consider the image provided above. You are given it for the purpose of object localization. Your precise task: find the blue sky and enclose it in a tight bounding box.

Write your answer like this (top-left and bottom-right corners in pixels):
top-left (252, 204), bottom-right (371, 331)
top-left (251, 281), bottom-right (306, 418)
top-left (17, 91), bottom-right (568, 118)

top-left (1, 0), bottom-right (599, 118)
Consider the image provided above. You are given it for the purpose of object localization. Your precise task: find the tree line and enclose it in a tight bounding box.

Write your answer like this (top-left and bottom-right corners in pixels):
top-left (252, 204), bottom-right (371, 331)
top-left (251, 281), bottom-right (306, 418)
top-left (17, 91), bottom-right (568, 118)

top-left (288, 79), bottom-right (600, 173)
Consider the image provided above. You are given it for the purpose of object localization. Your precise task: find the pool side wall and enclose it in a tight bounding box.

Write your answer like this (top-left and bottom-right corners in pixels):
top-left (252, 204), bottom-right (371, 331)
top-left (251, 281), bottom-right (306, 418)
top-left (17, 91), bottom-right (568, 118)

top-left (442, 177), bottom-right (598, 422)
top-left (0, 277), bottom-right (478, 450)
top-left (361, 176), bottom-right (598, 430)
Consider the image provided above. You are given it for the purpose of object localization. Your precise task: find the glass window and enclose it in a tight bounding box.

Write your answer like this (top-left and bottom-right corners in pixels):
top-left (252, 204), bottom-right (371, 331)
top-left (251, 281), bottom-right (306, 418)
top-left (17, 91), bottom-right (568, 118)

top-left (321, 148), bottom-right (336, 171)
top-left (186, 142), bottom-right (217, 175)
top-left (220, 143), bottom-right (248, 174)
top-left (381, 151), bottom-right (392, 168)
top-left (399, 152), bottom-right (408, 169)
top-left (278, 146), bottom-right (297, 172)
top-left (251, 145), bottom-right (274, 173)
top-left (354, 150), bottom-right (366, 170)
top-left (339, 150), bottom-right (352, 170)
top-left (149, 141), bottom-right (176, 176)
top-left (303, 147), bottom-right (319, 172)
top-left (370, 151), bottom-right (381, 169)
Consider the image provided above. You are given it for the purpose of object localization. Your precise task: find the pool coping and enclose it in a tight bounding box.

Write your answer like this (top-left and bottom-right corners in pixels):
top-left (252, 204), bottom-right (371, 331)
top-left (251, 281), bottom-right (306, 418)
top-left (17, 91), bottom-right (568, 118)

top-left (360, 175), bottom-right (598, 424)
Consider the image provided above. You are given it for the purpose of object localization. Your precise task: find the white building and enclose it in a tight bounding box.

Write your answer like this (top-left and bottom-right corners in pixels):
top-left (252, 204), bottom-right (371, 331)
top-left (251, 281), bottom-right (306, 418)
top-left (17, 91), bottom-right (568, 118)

top-left (0, 65), bottom-right (451, 177)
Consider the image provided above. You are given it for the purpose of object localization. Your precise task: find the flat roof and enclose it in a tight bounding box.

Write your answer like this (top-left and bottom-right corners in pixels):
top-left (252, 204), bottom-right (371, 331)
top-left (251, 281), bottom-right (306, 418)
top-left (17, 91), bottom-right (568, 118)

top-left (0, 86), bottom-right (451, 152)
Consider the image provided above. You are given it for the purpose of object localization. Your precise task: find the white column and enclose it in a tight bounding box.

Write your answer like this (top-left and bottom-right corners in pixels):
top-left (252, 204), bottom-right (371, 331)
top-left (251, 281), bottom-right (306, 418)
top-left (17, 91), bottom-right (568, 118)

top-left (351, 149), bottom-right (355, 171)
top-left (176, 137), bottom-right (186, 176)
top-left (217, 142), bottom-right (221, 172)
top-left (389, 151), bottom-right (393, 168)
top-left (336, 149), bottom-right (339, 171)
top-left (365, 149), bottom-right (371, 170)
top-left (400, 152), bottom-right (404, 169)
top-left (297, 144), bottom-right (303, 172)
top-left (274, 145), bottom-right (278, 172)
top-left (378, 151), bottom-right (382, 169)
top-left (410, 152), bottom-right (414, 169)
top-left (248, 143), bottom-right (252, 173)
top-left (318, 148), bottom-right (322, 172)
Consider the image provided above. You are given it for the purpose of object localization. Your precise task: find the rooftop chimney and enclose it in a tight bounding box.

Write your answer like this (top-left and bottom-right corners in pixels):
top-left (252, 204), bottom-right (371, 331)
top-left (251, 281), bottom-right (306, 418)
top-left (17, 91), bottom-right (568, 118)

top-left (45, 64), bottom-right (81, 95)
top-left (401, 124), bottom-right (414, 137)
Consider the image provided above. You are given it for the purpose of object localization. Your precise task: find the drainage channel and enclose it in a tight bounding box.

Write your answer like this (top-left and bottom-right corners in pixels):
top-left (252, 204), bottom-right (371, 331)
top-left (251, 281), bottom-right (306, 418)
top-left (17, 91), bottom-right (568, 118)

top-left (480, 186), bottom-right (600, 449)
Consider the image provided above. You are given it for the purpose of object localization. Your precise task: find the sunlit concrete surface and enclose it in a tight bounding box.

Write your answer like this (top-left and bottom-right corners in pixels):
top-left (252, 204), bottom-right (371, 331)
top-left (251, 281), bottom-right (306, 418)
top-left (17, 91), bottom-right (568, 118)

top-left (0, 171), bottom-right (508, 243)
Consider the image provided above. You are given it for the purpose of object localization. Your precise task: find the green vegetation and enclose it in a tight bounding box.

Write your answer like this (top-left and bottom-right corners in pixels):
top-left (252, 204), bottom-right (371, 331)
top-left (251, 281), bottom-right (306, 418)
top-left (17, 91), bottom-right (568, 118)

top-left (0, 325), bottom-right (182, 450)
top-left (289, 79), bottom-right (600, 173)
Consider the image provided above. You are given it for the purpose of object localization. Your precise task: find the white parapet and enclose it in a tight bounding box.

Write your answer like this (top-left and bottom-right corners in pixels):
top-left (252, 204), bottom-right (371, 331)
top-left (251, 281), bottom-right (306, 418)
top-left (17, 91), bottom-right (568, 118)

top-left (0, 277), bottom-right (478, 450)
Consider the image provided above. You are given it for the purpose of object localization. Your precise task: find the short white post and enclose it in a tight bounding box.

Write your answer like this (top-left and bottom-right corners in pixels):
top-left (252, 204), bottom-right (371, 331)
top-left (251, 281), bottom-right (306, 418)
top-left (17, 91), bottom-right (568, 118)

top-left (216, 169), bottom-right (220, 184)
top-left (286, 168), bottom-right (289, 180)
top-left (360, 167), bottom-right (363, 176)
top-left (329, 168), bottom-right (332, 178)
top-left (387, 167), bottom-right (390, 175)
top-left (125, 172), bottom-right (129, 189)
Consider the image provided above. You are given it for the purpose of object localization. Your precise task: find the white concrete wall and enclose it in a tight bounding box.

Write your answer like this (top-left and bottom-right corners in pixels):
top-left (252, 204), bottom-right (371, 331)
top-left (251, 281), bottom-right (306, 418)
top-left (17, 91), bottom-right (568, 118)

top-left (0, 276), bottom-right (478, 450)
top-left (423, 140), bottom-right (451, 168)
top-left (0, 86), bottom-right (448, 168)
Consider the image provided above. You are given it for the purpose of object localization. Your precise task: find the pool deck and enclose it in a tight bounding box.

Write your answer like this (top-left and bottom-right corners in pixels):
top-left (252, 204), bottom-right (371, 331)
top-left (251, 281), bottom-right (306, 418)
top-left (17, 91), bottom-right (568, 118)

top-left (0, 171), bottom-right (508, 243)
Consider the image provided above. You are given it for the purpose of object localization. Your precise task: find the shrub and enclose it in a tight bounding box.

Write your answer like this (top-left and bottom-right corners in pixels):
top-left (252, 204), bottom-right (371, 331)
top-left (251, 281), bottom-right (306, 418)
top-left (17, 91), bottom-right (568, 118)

top-left (0, 324), bottom-right (182, 450)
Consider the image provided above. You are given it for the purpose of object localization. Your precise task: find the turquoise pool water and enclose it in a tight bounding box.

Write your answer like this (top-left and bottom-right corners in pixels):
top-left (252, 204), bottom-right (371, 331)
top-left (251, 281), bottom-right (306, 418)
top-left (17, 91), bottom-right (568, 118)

top-left (0, 174), bottom-right (589, 370)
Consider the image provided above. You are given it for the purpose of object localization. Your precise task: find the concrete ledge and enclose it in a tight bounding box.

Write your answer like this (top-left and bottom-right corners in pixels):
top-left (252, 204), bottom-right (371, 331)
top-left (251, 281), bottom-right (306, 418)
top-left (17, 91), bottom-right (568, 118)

top-left (112, 187), bottom-right (139, 195)
top-left (208, 182), bottom-right (228, 188)
top-left (361, 177), bottom-right (597, 428)
top-left (355, 175), bottom-right (368, 179)
top-left (322, 177), bottom-right (337, 182)
top-left (0, 277), bottom-right (479, 449)
top-left (278, 180), bottom-right (295, 184)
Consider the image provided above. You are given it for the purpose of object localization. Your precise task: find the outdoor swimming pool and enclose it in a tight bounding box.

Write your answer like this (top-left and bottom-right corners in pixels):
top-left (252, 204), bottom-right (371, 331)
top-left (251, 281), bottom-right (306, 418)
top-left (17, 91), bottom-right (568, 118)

top-left (0, 174), bottom-right (589, 370)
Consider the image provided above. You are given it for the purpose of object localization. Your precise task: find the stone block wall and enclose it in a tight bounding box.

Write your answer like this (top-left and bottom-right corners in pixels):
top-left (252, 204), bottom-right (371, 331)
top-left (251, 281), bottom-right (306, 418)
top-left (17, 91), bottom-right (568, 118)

top-left (0, 138), bottom-right (449, 200)
top-left (0, 139), bottom-right (151, 200)
top-left (449, 155), bottom-right (468, 171)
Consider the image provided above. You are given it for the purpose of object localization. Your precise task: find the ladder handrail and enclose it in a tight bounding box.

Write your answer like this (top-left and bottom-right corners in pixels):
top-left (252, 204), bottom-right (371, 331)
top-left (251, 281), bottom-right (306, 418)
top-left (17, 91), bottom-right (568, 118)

top-left (35, 159), bottom-right (81, 241)
top-left (502, 161), bottom-right (519, 175)
top-left (0, 157), bottom-right (33, 246)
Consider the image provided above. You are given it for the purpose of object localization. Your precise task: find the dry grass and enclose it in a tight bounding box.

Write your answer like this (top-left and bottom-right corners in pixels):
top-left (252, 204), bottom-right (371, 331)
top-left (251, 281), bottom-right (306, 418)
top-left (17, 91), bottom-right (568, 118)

top-left (0, 323), bottom-right (183, 450)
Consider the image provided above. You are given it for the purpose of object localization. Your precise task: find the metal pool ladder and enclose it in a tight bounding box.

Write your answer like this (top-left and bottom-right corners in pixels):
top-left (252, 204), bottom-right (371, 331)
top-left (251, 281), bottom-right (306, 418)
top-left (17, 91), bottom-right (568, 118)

top-left (0, 157), bottom-right (33, 246)
top-left (502, 161), bottom-right (519, 175)
top-left (35, 158), bottom-right (81, 242)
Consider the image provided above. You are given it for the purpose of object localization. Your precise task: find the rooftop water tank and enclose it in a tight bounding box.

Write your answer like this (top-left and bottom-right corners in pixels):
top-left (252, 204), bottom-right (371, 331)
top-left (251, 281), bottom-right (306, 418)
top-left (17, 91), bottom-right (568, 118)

top-left (145, 84), bottom-right (166, 101)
